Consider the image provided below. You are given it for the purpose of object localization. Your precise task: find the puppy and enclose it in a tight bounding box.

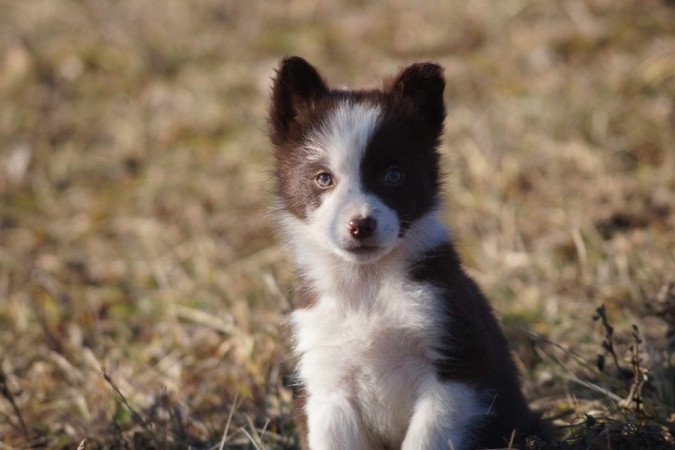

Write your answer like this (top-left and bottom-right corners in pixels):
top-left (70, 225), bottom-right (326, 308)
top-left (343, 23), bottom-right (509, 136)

top-left (269, 56), bottom-right (548, 450)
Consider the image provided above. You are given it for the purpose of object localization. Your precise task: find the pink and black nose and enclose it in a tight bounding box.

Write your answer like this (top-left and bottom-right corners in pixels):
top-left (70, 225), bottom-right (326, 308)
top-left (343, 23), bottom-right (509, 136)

top-left (347, 216), bottom-right (377, 239)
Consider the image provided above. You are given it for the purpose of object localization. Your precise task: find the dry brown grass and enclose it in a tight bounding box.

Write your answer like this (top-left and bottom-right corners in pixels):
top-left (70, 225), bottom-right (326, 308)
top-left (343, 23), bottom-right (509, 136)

top-left (1, 0), bottom-right (674, 448)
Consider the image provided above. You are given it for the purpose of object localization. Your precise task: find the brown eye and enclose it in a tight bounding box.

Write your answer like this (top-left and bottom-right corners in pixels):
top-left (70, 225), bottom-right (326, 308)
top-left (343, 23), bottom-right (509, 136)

top-left (315, 172), bottom-right (334, 188)
top-left (383, 167), bottom-right (404, 186)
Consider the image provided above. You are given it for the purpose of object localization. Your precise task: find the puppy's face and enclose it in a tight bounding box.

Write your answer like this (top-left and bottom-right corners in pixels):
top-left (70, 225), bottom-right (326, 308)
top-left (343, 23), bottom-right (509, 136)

top-left (270, 57), bottom-right (445, 264)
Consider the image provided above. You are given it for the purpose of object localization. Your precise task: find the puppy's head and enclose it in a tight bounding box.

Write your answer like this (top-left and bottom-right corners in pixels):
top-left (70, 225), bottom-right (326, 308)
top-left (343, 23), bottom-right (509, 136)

top-left (270, 56), bottom-right (445, 264)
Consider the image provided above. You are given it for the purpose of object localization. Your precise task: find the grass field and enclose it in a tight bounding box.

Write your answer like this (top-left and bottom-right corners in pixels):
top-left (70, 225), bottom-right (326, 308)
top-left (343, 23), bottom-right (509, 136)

top-left (1, 0), bottom-right (674, 448)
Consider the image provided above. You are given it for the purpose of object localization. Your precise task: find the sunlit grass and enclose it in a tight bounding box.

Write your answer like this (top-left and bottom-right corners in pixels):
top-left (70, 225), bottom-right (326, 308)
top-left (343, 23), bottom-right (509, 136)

top-left (1, 0), bottom-right (673, 448)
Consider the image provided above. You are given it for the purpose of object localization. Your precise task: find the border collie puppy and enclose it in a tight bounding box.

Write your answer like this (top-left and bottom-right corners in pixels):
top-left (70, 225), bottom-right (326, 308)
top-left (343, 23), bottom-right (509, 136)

top-left (269, 56), bottom-right (548, 450)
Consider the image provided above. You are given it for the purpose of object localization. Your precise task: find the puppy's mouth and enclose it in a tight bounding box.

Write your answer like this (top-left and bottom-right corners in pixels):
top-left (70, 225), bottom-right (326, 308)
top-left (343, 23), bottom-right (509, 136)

top-left (344, 244), bottom-right (381, 254)
top-left (336, 240), bottom-right (397, 263)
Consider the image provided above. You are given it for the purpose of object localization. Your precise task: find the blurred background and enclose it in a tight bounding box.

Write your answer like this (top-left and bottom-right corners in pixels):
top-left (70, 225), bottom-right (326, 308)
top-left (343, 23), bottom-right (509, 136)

top-left (0, 0), bottom-right (674, 448)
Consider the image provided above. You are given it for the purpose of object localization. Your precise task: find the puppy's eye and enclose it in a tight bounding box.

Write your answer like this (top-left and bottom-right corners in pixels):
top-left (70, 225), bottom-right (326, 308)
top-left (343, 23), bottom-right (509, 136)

top-left (315, 172), bottom-right (334, 188)
top-left (383, 167), bottom-right (404, 186)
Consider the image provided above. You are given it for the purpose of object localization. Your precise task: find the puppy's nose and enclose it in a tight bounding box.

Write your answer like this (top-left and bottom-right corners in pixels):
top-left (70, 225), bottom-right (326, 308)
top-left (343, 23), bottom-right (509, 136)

top-left (347, 216), bottom-right (377, 239)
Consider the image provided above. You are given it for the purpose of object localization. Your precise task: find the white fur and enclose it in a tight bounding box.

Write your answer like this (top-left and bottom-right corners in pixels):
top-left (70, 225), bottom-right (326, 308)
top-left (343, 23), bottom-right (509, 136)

top-left (401, 377), bottom-right (486, 450)
top-left (282, 102), bottom-right (488, 449)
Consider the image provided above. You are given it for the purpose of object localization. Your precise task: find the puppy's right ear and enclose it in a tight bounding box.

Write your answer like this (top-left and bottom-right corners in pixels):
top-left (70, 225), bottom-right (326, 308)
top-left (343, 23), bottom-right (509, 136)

top-left (269, 56), bottom-right (328, 145)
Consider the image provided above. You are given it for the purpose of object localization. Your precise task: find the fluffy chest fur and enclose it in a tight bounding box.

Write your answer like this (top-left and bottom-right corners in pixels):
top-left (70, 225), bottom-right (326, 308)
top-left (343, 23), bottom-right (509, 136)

top-left (292, 267), bottom-right (440, 446)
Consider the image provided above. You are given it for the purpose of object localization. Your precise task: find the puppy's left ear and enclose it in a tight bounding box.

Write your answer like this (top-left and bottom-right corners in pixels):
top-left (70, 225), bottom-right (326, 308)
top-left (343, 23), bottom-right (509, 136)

top-left (389, 63), bottom-right (445, 131)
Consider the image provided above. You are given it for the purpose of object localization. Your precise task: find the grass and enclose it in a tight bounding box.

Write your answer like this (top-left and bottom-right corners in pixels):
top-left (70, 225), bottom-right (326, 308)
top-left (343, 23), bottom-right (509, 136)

top-left (0, 0), bottom-right (674, 448)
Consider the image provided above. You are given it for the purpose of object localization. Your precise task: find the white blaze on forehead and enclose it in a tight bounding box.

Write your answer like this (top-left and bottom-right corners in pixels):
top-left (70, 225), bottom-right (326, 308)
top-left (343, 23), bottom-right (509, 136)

top-left (306, 102), bottom-right (382, 183)
top-left (300, 101), bottom-right (398, 264)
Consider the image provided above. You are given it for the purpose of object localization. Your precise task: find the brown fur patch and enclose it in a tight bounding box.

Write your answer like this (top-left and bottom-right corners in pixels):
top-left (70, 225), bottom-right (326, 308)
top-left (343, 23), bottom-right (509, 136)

top-left (360, 110), bottom-right (442, 231)
top-left (292, 386), bottom-right (310, 450)
top-left (409, 242), bottom-right (551, 447)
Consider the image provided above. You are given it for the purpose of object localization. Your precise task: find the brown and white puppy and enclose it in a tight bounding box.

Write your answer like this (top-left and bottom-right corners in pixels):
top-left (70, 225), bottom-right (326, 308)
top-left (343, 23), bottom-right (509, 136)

top-left (269, 56), bottom-right (548, 450)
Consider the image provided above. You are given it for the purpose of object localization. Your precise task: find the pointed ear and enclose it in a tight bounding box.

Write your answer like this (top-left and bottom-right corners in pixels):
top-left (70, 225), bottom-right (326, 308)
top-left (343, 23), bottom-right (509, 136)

top-left (269, 56), bottom-right (329, 145)
top-left (389, 62), bottom-right (445, 130)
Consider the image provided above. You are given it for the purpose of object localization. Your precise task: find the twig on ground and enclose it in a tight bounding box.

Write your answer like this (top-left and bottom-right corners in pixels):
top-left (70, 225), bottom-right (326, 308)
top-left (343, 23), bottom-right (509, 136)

top-left (619, 325), bottom-right (648, 415)
top-left (593, 305), bottom-right (622, 373)
top-left (566, 376), bottom-right (624, 403)
top-left (244, 414), bottom-right (265, 449)
top-left (100, 364), bottom-right (160, 448)
top-left (218, 392), bottom-right (239, 450)
top-left (0, 363), bottom-right (30, 444)
top-left (241, 426), bottom-right (262, 450)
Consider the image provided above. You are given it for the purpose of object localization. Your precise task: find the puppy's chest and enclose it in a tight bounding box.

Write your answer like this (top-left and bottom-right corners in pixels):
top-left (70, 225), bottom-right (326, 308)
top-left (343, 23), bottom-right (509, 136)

top-left (294, 299), bottom-right (430, 373)
top-left (293, 280), bottom-right (434, 364)
top-left (292, 279), bottom-right (438, 442)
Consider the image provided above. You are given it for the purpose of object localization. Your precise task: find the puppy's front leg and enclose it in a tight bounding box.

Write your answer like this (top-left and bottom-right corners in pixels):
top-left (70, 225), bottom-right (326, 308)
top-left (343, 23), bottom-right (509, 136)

top-left (402, 376), bottom-right (487, 450)
top-left (306, 391), bottom-right (371, 450)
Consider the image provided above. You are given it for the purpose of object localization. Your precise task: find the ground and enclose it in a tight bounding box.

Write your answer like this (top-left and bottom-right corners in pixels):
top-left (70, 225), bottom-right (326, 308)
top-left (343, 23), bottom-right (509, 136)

top-left (0, 0), bottom-right (674, 448)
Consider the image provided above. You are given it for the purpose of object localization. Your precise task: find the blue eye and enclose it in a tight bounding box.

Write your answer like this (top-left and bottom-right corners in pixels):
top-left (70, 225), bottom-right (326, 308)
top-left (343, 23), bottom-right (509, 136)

top-left (383, 167), bottom-right (404, 186)
top-left (315, 172), bottom-right (334, 188)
